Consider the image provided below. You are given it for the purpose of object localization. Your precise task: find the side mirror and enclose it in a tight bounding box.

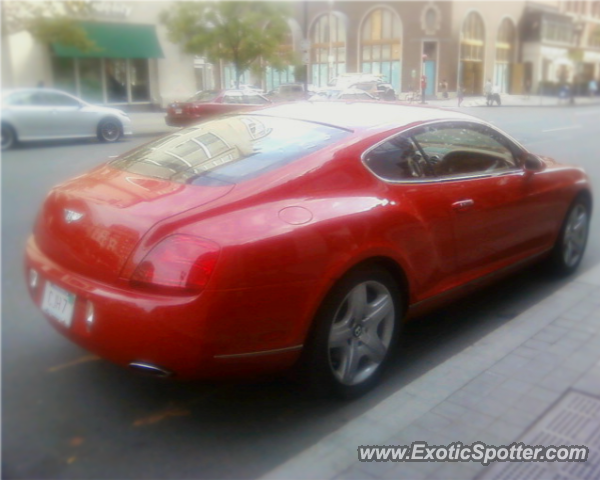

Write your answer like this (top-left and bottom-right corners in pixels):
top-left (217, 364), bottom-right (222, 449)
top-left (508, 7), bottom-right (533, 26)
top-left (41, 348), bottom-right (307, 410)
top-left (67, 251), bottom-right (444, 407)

top-left (523, 153), bottom-right (545, 172)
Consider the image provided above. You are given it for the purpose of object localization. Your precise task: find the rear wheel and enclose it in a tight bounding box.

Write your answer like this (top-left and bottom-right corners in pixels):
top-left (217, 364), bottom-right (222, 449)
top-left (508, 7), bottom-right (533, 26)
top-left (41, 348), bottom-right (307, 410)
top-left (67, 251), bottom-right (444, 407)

top-left (1, 123), bottom-right (16, 150)
top-left (547, 195), bottom-right (590, 275)
top-left (301, 265), bottom-right (402, 398)
top-left (97, 117), bottom-right (122, 143)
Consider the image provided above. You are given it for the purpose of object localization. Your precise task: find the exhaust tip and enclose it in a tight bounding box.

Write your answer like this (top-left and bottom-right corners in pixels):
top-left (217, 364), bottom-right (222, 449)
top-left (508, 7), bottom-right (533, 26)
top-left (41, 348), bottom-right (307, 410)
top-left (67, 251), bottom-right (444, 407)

top-left (129, 362), bottom-right (173, 378)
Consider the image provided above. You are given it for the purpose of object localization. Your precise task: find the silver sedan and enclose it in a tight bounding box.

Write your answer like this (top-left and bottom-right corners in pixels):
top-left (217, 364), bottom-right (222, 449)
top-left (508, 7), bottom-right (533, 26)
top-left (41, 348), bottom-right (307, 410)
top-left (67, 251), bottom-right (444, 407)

top-left (1, 88), bottom-right (132, 150)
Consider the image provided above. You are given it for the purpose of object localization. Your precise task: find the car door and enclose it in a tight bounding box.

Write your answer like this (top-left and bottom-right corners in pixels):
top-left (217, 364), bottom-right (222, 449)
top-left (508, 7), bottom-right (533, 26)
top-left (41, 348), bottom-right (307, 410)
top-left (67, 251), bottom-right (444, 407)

top-left (362, 132), bottom-right (457, 300)
top-left (38, 92), bottom-right (91, 138)
top-left (412, 121), bottom-right (549, 278)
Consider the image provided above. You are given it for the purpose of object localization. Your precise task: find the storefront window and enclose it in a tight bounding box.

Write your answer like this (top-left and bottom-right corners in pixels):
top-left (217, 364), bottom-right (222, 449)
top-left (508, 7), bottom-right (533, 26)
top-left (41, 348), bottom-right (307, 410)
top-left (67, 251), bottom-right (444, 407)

top-left (51, 57), bottom-right (76, 94)
top-left (106, 59), bottom-right (128, 103)
top-left (310, 13), bottom-right (347, 87)
top-left (460, 12), bottom-right (485, 95)
top-left (589, 26), bottom-right (600, 48)
top-left (51, 57), bottom-right (153, 104)
top-left (130, 59), bottom-right (150, 102)
top-left (79, 58), bottom-right (103, 103)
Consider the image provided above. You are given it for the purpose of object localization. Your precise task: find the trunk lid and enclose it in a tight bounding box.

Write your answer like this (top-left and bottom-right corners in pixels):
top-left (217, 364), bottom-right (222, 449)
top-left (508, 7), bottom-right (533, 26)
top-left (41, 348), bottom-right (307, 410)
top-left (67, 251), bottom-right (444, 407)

top-left (34, 164), bottom-right (233, 284)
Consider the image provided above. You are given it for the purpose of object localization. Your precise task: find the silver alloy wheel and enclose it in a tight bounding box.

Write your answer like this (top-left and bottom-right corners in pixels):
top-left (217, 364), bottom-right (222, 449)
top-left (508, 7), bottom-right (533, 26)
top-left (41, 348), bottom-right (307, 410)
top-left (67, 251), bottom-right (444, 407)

top-left (562, 204), bottom-right (588, 268)
top-left (100, 120), bottom-right (121, 142)
top-left (327, 280), bottom-right (395, 386)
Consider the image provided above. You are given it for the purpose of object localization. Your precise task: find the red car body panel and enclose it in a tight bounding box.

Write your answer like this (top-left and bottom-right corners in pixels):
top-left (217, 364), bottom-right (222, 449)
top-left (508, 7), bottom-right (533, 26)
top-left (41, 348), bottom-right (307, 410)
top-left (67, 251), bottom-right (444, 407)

top-left (25, 102), bottom-right (592, 379)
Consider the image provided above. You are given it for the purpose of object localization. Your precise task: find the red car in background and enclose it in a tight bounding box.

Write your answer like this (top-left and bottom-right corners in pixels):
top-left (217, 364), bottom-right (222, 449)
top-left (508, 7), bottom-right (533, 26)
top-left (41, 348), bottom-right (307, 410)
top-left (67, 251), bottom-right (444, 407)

top-left (26, 102), bottom-right (591, 397)
top-left (165, 89), bottom-right (271, 127)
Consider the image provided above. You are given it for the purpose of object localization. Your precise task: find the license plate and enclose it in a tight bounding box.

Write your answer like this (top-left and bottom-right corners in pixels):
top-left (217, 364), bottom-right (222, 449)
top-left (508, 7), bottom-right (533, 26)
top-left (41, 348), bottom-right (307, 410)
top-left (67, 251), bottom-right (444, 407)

top-left (42, 282), bottom-right (76, 327)
top-left (175, 108), bottom-right (182, 114)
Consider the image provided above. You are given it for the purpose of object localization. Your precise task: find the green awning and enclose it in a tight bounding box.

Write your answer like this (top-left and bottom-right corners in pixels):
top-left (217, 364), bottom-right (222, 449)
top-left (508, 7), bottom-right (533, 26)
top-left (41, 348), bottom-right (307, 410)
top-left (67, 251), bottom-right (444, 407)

top-left (53, 21), bottom-right (164, 59)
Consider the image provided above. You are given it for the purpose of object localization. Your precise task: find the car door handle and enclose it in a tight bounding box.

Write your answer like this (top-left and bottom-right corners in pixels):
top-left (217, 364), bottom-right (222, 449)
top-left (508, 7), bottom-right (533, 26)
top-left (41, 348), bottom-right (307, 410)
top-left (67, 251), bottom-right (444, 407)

top-left (451, 199), bottom-right (475, 211)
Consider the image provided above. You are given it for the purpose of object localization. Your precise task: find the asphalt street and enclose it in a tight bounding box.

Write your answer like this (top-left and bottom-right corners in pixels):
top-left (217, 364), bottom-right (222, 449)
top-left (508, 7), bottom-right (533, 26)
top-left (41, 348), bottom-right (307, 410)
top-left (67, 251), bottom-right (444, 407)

top-left (2, 105), bottom-right (600, 479)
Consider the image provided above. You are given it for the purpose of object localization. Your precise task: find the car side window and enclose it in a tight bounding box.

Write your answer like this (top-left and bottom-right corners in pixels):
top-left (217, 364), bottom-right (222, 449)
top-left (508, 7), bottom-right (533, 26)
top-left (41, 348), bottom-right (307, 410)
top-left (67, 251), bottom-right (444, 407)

top-left (363, 134), bottom-right (431, 181)
top-left (223, 94), bottom-right (243, 104)
top-left (5, 92), bottom-right (36, 106)
top-left (242, 95), bottom-right (269, 105)
top-left (34, 92), bottom-right (80, 107)
top-left (413, 123), bottom-right (518, 177)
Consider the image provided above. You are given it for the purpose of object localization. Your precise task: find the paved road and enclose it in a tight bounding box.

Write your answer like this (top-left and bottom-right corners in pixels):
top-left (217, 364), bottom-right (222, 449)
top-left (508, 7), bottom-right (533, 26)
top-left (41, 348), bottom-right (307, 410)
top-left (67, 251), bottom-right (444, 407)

top-left (2, 106), bottom-right (600, 479)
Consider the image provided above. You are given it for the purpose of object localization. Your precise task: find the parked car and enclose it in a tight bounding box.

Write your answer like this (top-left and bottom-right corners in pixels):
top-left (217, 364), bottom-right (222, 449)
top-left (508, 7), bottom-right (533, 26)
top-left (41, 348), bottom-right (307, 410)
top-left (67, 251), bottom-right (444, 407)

top-left (350, 81), bottom-right (397, 100)
top-left (165, 89), bottom-right (271, 127)
top-left (25, 102), bottom-right (592, 397)
top-left (327, 72), bottom-right (387, 89)
top-left (265, 83), bottom-right (316, 102)
top-left (327, 73), bottom-right (396, 100)
top-left (1, 88), bottom-right (132, 150)
top-left (309, 87), bottom-right (377, 102)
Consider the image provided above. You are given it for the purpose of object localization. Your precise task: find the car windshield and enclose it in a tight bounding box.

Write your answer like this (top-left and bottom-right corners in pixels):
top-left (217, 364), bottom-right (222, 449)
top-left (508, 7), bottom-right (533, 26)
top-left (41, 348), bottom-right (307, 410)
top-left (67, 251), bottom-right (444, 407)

top-left (185, 91), bottom-right (220, 103)
top-left (110, 114), bottom-right (350, 186)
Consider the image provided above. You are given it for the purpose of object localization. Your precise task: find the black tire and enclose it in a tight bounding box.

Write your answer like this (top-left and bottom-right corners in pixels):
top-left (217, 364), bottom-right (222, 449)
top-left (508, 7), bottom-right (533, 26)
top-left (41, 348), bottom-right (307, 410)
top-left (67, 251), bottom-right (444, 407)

top-left (299, 265), bottom-right (402, 398)
top-left (97, 117), bottom-right (122, 143)
top-left (1, 123), bottom-right (17, 151)
top-left (547, 195), bottom-right (590, 276)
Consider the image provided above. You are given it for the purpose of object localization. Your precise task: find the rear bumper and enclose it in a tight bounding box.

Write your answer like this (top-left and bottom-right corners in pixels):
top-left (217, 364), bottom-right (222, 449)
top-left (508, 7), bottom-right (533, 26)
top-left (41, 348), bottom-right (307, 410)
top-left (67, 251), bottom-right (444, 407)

top-left (24, 236), bottom-right (307, 379)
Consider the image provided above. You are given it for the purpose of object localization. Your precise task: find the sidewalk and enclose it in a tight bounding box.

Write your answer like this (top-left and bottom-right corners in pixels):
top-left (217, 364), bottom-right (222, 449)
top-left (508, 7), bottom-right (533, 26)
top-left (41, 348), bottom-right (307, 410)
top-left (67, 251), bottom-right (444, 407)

top-left (423, 93), bottom-right (600, 109)
top-left (128, 111), bottom-right (180, 138)
top-left (262, 263), bottom-right (600, 480)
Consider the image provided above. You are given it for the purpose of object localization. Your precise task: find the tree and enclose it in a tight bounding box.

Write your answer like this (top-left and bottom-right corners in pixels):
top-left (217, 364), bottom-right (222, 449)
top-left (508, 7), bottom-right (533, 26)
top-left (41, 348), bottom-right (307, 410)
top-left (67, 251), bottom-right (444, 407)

top-left (160, 1), bottom-right (296, 88)
top-left (2, 1), bottom-right (96, 52)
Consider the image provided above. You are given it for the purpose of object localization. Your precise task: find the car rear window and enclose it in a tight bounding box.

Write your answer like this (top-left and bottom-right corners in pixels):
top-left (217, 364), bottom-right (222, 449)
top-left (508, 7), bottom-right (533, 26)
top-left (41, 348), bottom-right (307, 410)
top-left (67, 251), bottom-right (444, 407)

top-left (110, 115), bottom-right (350, 185)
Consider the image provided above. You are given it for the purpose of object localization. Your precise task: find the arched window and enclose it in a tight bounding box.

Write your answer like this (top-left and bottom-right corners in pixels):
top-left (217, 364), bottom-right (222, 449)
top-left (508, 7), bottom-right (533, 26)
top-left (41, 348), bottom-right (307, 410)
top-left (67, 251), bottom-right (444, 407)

top-left (494, 18), bottom-right (516, 93)
top-left (310, 13), bottom-right (346, 87)
top-left (459, 12), bottom-right (485, 95)
top-left (360, 8), bottom-right (402, 91)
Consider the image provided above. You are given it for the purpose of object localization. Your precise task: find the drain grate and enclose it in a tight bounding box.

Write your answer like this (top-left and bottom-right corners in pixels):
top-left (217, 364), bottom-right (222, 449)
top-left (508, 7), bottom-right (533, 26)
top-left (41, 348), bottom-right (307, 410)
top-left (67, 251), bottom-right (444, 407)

top-left (478, 391), bottom-right (600, 480)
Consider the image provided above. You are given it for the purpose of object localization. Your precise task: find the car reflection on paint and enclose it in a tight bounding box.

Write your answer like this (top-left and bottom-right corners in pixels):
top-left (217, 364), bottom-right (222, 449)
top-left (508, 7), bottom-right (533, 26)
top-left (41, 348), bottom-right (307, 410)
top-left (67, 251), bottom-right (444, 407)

top-left (25, 102), bottom-right (592, 397)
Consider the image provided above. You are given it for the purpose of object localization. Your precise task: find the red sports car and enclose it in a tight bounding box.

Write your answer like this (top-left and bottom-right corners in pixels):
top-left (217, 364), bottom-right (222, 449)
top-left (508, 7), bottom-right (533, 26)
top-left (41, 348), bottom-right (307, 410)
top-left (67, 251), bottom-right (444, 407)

top-left (25, 102), bottom-right (592, 397)
top-left (165, 89), bottom-right (271, 127)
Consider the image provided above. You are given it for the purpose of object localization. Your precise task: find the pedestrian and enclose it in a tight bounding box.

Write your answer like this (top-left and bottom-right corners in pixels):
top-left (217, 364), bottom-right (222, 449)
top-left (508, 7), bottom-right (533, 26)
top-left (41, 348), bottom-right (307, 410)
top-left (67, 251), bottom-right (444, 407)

top-left (457, 85), bottom-right (464, 107)
top-left (441, 79), bottom-right (448, 99)
top-left (524, 79), bottom-right (531, 99)
top-left (491, 84), bottom-right (501, 106)
top-left (589, 79), bottom-right (598, 98)
top-left (484, 78), bottom-right (493, 106)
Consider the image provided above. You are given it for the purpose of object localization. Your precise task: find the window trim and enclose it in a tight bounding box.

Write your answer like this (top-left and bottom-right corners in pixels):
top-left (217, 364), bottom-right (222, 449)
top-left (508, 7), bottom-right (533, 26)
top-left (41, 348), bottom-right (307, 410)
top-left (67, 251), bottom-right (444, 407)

top-left (360, 119), bottom-right (528, 184)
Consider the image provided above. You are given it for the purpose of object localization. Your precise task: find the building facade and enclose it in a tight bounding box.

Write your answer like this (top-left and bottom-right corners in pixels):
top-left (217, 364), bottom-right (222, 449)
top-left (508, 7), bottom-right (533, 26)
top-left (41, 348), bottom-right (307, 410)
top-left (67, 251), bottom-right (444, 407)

top-left (292, 0), bottom-right (599, 96)
top-left (2, 1), bottom-right (199, 109)
top-left (3, 1), bottom-right (600, 108)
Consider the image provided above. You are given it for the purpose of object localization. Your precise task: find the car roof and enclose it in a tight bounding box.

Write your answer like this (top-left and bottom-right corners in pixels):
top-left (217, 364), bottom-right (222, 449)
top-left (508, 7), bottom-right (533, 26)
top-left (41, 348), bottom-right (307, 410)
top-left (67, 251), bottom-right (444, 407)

top-left (250, 101), bottom-right (479, 132)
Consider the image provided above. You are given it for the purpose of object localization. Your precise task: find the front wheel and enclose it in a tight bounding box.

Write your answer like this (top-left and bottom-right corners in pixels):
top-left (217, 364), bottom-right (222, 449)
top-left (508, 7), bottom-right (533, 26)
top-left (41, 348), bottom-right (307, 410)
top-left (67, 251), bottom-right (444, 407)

top-left (300, 265), bottom-right (402, 398)
top-left (97, 117), bottom-right (122, 143)
top-left (547, 196), bottom-right (590, 275)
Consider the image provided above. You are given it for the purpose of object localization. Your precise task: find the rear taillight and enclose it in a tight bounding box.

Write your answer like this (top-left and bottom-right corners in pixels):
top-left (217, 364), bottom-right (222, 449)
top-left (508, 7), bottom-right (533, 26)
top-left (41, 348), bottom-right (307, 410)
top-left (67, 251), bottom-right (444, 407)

top-left (130, 235), bottom-right (220, 292)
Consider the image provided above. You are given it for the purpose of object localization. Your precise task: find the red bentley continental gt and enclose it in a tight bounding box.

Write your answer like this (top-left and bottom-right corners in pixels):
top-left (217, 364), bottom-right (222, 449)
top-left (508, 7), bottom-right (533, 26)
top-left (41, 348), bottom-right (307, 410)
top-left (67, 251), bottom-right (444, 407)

top-left (25, 102), bottom-right (592, 397)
